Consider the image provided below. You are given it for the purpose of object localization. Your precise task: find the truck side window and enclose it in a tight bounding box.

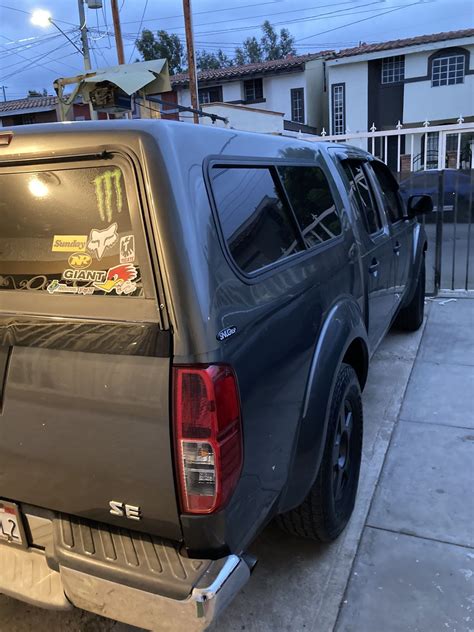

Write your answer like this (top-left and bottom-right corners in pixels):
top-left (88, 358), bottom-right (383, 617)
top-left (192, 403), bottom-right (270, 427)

top-left (369, 161), bottom-right (405, 223)
top-left (277, 166), bottom-right (342, 248)
top-left (0, 165), bottom-right (143, 297)
top-left (341, 160), bottom-right (381, 235)
top-left (211, 166), bottom-right (303, 274)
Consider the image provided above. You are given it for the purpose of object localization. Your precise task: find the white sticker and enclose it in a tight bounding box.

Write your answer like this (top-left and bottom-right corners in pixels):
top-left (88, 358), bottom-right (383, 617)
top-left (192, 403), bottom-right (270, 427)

top-left (120, 234), bottom-right (135, 264)
top-left (87, 223), bottom-right (118, 260)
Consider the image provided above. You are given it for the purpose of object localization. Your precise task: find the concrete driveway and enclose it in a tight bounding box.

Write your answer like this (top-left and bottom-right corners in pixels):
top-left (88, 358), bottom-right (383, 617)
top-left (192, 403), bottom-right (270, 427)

top-left (0, 318), bottom-right (428, 632)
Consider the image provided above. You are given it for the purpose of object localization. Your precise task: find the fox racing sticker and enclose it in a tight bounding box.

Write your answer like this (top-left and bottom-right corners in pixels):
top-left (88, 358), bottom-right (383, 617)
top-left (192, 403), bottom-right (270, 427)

top-left (87, 223), bottom-right (118, 260)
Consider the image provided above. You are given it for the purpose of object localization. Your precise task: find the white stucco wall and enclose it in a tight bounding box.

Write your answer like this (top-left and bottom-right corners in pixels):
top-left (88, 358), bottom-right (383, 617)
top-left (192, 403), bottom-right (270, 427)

top-left (199, 103), bottom-right (284, 133)
top-left (403, 44), bottom-right (474, 123)
top-left (176, 70), bottom-right (310, 126)
top-left (327, 61), bottom-right (368, 133)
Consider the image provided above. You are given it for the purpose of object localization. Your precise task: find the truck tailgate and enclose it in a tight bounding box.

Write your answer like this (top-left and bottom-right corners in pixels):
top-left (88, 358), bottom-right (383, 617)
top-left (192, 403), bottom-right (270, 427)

top-left (0, 344), bottom-right (180, 540)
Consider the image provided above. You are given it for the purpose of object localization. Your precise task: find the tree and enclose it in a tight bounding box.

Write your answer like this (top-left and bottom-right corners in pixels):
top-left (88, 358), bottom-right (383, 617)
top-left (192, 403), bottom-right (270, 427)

top-left (261, 21), bottom-right (280, 60)
top-left (197, 49), bottom-right (233, 70)
top-left (235, 36), bottom-right (263, 66)
top-left (135, 29), bottom-right (185, 74)
top-left (279, 28), bottom-right (297, 58)
top-left (27, 88), bottom-right (47, 97)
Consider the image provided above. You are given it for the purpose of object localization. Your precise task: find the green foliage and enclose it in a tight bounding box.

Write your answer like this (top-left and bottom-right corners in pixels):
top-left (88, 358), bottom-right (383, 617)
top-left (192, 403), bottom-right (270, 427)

top-left (135, 29), bottom-right (185, 74)
top-left (136, 22), bottom-right (296, 72)
top-left (197, 49), bottom-right (234, 70)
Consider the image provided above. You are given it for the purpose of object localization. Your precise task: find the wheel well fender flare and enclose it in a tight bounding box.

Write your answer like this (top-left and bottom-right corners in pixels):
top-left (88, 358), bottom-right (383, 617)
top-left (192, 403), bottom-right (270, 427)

top-left (278, 298), bottom-right (369, 513)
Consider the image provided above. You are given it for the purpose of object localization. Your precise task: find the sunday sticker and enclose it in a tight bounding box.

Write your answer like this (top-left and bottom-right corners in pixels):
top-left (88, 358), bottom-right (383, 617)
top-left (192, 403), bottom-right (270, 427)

top-left (52, 235), bottom-right (87, 252)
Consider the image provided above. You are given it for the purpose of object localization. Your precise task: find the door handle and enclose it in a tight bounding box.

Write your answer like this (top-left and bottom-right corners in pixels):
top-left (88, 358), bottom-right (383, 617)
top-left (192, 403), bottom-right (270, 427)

top-left (368, 259), bottom-right (379, 276)
top-left (393, 241), bottom-right (401, 255)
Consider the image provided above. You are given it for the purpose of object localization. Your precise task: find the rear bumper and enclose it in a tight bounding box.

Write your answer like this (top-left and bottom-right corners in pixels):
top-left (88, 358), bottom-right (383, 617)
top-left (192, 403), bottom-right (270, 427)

top-left (0, 544), bottom-right (250, 631)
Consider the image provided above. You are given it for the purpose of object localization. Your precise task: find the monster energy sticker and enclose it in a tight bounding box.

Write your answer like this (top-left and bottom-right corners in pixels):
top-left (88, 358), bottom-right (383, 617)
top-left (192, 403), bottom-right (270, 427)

top-left (120, 235), bottom-right (135, 264)
top-left (93, 264), bottom-right (138, 295)
top-left (87, 223), bottom-right (118, 260)
top-left (93, 168), bottom-right (123, 223)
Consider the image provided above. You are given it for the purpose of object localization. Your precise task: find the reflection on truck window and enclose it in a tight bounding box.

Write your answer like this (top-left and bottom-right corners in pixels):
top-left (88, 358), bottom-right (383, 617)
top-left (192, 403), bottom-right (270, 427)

top-left (211, 166), bottom-right (303, 274)
top-left (341, 161), bottom-right (381, 235)
top-left (277, 166), bottom-right (342, 248)
top-left (0, 166), bottom-right (143, 297)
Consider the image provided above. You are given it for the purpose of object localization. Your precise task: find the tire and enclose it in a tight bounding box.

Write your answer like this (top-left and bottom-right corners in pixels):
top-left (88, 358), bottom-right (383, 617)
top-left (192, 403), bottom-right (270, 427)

top-left (276, 363), bottom-right (363, 542)
top-left (395, 255), bottom-right (425, 332)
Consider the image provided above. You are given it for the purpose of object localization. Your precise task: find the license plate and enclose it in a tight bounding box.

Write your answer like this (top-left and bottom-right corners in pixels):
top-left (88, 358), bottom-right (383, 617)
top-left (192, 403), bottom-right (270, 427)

top-left (0, 501), bottom-right (26, 547)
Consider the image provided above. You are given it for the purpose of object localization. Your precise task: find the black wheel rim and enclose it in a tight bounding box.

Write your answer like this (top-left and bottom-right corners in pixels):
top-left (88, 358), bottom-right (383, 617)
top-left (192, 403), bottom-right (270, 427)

top-left (332, 400), bottom-right (354, 505)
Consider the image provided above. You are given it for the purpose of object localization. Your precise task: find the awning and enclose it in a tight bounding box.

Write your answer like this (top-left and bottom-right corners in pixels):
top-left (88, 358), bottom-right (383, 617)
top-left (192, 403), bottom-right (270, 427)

top-left (82, 59), bottom-right (171, 96)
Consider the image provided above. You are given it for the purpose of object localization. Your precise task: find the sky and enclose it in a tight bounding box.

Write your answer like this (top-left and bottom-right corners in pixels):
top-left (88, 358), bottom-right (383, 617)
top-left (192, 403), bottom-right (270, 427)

top-left (0, 0), bottom-right (473, 99)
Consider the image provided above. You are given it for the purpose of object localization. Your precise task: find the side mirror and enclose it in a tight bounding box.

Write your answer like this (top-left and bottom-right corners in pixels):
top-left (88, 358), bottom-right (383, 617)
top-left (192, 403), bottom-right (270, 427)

top-left (407, 194), bottom-right (433, 219)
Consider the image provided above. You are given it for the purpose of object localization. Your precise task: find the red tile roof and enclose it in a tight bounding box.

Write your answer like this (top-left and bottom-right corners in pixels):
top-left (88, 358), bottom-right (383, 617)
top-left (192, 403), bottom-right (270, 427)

top-left (331, 28), bottom-right (474, 59)
top-left (170, 52), bottom-right (331, 87)
top-left (0, 96), bottom-right (58, 113)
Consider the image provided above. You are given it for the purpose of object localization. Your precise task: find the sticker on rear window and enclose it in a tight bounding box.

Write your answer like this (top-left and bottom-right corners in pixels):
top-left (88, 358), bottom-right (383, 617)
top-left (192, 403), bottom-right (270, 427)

top-left (52, 235), bottom-right (87, 252)
top-left (120, 235), bottom-right (135, 263)
top-left (87, 223), bottom-right (118, 260)
top-left (93, 168), bottom-right (123, 222)
top-left (93, 264), bottom-right (138, 295)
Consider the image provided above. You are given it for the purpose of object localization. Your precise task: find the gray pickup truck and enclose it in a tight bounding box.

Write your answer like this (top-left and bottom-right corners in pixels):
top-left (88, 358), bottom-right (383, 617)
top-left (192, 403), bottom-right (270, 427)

top-left (0, 120), bottom-right (431, 631)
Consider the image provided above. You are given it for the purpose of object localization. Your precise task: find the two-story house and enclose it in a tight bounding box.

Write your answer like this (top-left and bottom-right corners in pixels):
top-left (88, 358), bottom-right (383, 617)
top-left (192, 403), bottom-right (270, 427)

top-left (169, 53), bottom-right (329, 135)
top-left (325, 28), bottom-right (474, 168)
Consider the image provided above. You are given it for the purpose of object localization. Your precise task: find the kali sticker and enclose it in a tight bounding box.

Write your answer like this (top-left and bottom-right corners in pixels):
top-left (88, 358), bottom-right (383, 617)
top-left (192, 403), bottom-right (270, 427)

top-left (120, 235), bottom-right (135, 264)
top-left (87, 223), bottom-right (118, 260)
top-left (52, 235), bottom-right (87, 252)
top-left (68, 252), bottom-right (92, 270)
top-left (93, 263), bottom-right (138, 295)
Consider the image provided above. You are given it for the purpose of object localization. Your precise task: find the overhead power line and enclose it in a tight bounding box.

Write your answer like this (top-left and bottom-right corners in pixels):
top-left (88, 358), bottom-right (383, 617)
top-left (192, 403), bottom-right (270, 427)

top-left (297, 0), bottom-right (424, 42)
top-left (128, 0), bottom-right (149, 62)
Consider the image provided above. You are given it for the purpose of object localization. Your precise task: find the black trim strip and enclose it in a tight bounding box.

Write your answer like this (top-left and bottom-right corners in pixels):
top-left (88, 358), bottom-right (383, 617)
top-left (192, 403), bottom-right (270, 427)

top-left (0, 315), bottom-right (171, 357)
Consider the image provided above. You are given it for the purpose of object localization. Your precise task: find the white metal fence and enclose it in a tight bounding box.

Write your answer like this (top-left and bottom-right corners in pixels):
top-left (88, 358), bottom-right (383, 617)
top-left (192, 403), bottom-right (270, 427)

top-left (302, 120), bottom-right (474, 174)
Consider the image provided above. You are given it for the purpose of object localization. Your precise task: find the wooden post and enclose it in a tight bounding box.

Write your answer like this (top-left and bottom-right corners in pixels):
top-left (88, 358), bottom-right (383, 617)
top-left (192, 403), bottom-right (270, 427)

top-left (111, 0), bottom-right (125, 65)
top-left (183, 0), bottom-right (199, 124)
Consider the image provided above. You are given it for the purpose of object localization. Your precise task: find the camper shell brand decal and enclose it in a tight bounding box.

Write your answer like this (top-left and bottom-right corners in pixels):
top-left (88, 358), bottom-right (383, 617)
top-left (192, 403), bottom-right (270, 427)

top-left (87, 223), bottom-right (118, 260)
top-left (216, 326), bottom-right (237, 342)
top-left (93, 168), bottom-right (123, 222)
top-left (52, 235), bottom-right (87, 252)
top-left (120, 235), bottom-right (135, 264)
top-left (68, 252), bottom-right (92, 270)
top-left (47, 280), bottom-right (94, 295)
top-left (62, 269), bottom-right (107, 283)
top-left (93, 263), bottom-right (138, 295)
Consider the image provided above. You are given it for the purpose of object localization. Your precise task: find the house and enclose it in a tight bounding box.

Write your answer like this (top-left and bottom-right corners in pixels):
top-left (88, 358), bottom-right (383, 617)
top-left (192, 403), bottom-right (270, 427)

top-left (0, 96), bottom-right (61, 127)
top-left (325, 28), bottom-right (474, 168)
top-left (169, 53), bottom-right (330, 135)
top-left (0, 96), bottom-right (107, 126)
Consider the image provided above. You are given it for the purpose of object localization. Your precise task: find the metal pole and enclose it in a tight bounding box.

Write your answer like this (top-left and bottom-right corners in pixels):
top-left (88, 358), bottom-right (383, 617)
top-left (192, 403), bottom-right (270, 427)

top-left (77, 0), bottom-right (97, 120)
top-left (110, 0), bottom-right (125, 64)
top-left (1, 86), bottom-right (6, 102)
top-left (434, 169), bottom-right (445, 294)
top-left (183, 0), bottom-right (199, 124)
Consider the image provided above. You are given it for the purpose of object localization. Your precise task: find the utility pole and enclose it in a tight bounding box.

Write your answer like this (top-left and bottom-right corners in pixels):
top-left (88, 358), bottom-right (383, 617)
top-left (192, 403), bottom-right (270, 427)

top-left (110, 0), bottom-right (125, 64)
top-left (183, 0), bottom-right (199, 124)
top-left (1, 86), bottom-right (7, 102)
top-left (77, 0), bottom-right (97, 119)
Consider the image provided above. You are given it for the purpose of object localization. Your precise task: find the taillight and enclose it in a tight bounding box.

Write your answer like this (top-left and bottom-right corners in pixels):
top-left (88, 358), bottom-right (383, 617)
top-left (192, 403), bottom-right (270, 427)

top-left (173, 365), bottom-right (243, 514)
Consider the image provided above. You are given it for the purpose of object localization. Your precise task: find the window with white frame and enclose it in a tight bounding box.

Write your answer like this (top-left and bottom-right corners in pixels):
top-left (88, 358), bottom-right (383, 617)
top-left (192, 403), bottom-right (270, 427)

top-left (432, 54), bottom-right (465, 86)
top-left (381, 55), bottom-right (405, 84)
top-left (198, 86), bottom-right (223, 104)
top-left (291, 88), bottom-right (305, 123)
top-left (332, 83), bottom-right (345, 135)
